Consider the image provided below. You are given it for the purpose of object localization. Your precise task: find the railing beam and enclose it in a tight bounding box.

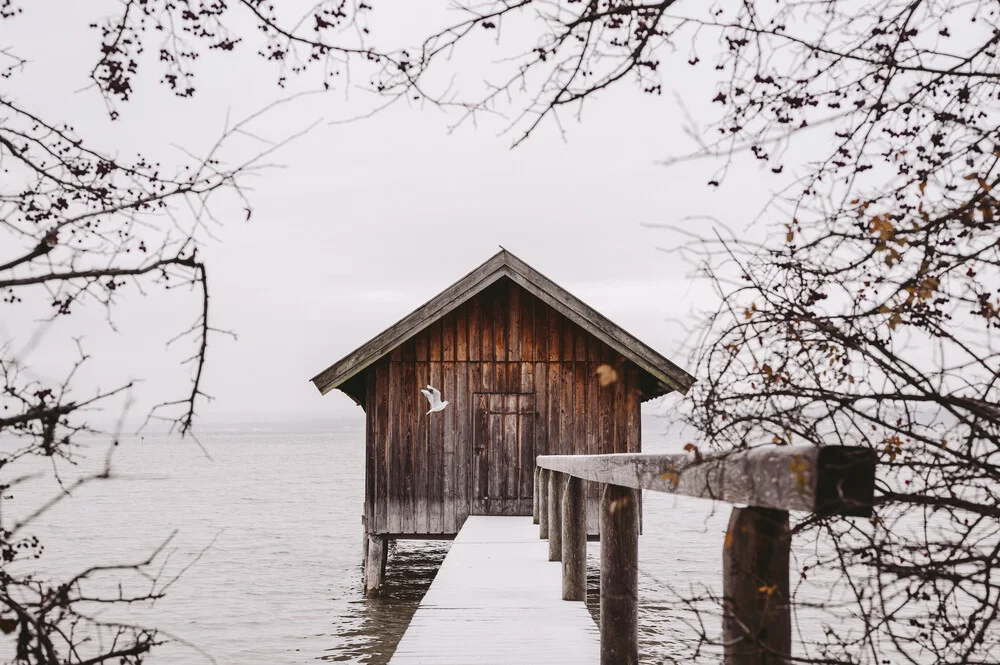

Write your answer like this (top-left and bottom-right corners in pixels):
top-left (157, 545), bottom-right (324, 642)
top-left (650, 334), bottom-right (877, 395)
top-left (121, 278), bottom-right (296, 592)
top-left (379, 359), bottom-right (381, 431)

top-left (723, 507), bottom-right (791, 665)
top-left (538, 445), bottom-right (876, 516)
top-left (561, 475), bottom-right (587, 601)
top-left (548, 470), bottom-right (564, 561)
top-left (600, 483), bottom-right (638, 665)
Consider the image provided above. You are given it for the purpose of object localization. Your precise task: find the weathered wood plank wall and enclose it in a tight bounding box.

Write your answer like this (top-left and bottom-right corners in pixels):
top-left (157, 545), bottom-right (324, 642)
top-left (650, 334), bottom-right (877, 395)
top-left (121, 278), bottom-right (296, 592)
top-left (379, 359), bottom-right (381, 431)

top-left (364, 277), bottom-right (642, 536)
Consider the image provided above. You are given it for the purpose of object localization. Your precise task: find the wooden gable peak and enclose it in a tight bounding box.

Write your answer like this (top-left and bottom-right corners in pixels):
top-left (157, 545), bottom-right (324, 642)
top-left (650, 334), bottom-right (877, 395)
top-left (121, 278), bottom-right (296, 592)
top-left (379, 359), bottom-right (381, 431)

top-left (309, 249), bottom-right (695, 398)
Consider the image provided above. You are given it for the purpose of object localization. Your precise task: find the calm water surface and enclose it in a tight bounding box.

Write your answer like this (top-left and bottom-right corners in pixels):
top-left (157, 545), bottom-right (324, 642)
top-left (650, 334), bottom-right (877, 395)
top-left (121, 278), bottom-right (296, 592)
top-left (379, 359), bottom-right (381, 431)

top-left (6, 419), bottom-right (771, 664)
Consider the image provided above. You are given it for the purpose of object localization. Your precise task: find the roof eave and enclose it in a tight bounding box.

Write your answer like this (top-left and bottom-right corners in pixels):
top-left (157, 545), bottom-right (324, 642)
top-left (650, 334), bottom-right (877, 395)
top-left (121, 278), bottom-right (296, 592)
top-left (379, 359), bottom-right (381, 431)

top-left (309, 251), bottom-right (511, 394)
top-left (310, 249), bottom-right (696, 396)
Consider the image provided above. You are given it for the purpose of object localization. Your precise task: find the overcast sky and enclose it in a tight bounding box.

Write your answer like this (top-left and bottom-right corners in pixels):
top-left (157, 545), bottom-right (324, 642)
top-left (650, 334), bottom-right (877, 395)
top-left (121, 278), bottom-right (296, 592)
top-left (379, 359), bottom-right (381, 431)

top-left (1, 2), bottom-right (783, 427)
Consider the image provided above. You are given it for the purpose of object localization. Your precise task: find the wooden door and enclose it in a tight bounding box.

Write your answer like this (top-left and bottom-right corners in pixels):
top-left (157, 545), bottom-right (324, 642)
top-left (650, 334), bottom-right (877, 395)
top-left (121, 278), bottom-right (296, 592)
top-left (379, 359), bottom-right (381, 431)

top-left (472, 393), bottom-right (536, 515)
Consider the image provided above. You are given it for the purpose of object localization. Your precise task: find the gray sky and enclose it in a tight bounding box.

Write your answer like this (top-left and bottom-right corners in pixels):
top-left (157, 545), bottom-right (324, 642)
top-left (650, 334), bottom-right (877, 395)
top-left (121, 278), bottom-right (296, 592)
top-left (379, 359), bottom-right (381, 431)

top-left (1, 2), bottom-right (781, 426)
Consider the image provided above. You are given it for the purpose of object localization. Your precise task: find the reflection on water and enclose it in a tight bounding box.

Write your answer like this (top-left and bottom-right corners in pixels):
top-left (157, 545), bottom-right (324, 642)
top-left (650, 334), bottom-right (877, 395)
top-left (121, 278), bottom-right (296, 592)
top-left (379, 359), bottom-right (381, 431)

top-left (324, 542), bottom-right (450, 664)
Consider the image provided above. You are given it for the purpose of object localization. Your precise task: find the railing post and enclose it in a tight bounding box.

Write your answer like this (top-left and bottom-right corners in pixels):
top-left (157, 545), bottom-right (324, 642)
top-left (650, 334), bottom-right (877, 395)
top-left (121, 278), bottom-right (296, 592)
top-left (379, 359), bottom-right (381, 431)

top-left (533, 466), bottom-right (541, 524)
top-left (539, 467), bottom-right (550, 539)
top-left (600, 483), bottom-right (638, 665)
top-left (561, 475), bottom-right (587, 601)
top-left (548, 471), bottom-right (564, 561)
top-left (723, 507), bottom-right (791, 665)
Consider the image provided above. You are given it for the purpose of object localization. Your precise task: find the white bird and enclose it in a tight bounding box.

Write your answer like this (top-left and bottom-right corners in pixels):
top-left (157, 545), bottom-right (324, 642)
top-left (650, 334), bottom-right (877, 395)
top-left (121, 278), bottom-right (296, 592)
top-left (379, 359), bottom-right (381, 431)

top-left (420, 384), bottom-right (449, 414)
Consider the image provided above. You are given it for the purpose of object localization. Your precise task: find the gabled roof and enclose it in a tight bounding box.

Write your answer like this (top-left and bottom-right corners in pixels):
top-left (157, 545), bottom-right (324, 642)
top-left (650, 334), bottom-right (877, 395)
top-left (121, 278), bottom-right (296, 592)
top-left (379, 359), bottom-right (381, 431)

top-left (310, 249), bottom-right (695, 398)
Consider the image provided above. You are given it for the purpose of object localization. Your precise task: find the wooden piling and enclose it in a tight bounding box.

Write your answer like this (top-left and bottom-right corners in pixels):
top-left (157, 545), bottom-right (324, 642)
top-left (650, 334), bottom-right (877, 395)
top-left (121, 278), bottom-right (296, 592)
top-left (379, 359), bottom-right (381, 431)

top-left (548, 471), bottom-right (563, 561)
top-left (363, 534), bottom-right (389, 595)
top-left (600, 484), bottom-right (638, 665)
top-left (561, 475), bottom-right (587, 601)
top-left (723, 507), bottom-right (791, 665)
top-left (539, 468), bottom-right (550, 539)
top-left (533, 466), bottom-right (541, 524)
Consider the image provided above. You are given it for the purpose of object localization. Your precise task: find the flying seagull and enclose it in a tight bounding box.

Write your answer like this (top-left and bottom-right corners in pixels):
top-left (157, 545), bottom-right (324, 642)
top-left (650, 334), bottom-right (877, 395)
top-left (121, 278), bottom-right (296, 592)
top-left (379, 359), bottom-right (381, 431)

top-left (421, 385), bottom-right (449, 415)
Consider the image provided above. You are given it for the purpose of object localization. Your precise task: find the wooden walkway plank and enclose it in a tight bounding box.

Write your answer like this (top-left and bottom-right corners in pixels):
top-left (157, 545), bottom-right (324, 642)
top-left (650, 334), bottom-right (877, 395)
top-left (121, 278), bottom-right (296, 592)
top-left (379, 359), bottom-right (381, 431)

top-left (387, 516), bottom-right (600, 665)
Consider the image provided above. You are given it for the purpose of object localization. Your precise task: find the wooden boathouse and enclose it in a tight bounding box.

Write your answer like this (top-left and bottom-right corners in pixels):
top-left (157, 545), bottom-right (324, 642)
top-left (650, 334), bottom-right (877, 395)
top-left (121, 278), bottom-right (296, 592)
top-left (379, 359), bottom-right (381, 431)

top-left (309, 249), bottom-right (696, 593)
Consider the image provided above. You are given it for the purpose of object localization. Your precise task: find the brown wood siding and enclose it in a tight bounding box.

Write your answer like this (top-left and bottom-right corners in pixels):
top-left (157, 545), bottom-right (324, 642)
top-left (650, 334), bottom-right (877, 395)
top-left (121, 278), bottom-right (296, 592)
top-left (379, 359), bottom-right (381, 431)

top-left (365, 278), bottom-right (641, 536)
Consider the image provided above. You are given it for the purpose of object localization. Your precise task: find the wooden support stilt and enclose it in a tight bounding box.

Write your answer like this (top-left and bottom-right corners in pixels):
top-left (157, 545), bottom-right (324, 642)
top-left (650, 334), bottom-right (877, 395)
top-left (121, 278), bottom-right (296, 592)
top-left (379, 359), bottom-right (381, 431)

top-left (548, 471), bottom-right (563, 562)
top-left (363, 533), bottom-right (389, 596)
top-left (562, 475), bottom-right (587, 601)
top-left (539, 468), bottom-right (550, 539)
top-left (723, 507), bottom-right (791, 665)
top-left (533, 466), bottom-right (541, 524)
top-left (600, 483), bottom-right (638, 665)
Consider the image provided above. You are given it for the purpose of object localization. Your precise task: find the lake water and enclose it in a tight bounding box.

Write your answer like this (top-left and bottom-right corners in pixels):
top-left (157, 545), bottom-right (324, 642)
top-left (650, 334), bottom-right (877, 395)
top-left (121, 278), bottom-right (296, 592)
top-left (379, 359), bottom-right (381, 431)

top-left (4, 417), bottom-right (810, 664)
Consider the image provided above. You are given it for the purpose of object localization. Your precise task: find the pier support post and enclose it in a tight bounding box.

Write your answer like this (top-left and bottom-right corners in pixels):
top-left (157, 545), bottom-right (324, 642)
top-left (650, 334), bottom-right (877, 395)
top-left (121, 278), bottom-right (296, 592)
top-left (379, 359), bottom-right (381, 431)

top-left (539, 468), bottom-right (550, 539)
top-left (600, 483), bottom-right (638, 665)
top-left (533, 466), bottom-right (541, 524)
top-left (723, 507), bottom-right (791, 665)
top-left (562, 475), bottom-right (587, 601)
top-left (548, 471), bottom-right (564, 561)
top-left (362, 534), bottom-right (388, 596)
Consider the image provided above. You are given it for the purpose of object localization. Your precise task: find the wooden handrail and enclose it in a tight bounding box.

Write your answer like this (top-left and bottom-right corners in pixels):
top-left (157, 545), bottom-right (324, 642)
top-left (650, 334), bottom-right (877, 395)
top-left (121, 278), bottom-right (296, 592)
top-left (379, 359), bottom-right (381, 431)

top-left (534, 444), bottom-right (877, 665)
top-left (537, 445), bottom-right (877, 517)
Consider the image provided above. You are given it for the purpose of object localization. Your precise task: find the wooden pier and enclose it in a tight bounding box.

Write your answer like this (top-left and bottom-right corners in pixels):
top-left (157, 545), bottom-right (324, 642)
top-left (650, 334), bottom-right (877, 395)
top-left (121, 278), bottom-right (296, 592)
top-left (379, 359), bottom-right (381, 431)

top-left (383, 444), bottom-right (877, 665)
top-left (388, 515), bottom-right (600, 665)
